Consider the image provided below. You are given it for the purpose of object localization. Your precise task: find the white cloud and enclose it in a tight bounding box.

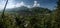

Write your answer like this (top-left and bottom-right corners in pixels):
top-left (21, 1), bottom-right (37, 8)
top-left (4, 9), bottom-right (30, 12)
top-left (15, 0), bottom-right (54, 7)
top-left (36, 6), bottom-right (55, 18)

top-left (0, 0), bottom-right (15, 9)
top-left (33, 1), bottom-right (40, 7)
top-left (15, 1), bottom-right (26, 7)
top-left (0, 0), bottom-right (27, 10)
top-left (15, 1), bottom-right (31, 8)
top-left (6, 0), bottom-right (15, 8)
top-left (0, 0), bottom-right (5, 10)
top-left (27, 5), bottom-right (31, 8)
top-left (0, 0), bottom-right (40, 10)
top-left (0, 5), bottom-right (4, 9)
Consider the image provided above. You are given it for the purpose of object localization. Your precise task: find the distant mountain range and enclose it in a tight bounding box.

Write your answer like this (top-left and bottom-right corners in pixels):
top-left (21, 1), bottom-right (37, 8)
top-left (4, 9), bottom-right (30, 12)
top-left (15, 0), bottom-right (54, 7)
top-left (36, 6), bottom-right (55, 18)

top-left (6, 6), bottom-right (51, 13)
top-left (5, 6), bottom-right (52, 16)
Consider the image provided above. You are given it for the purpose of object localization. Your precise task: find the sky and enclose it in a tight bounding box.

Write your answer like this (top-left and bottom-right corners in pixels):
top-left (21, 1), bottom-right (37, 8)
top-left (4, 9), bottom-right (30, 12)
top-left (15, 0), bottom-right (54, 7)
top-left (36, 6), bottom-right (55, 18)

top-left (0, 0), bottom-right (57, 10)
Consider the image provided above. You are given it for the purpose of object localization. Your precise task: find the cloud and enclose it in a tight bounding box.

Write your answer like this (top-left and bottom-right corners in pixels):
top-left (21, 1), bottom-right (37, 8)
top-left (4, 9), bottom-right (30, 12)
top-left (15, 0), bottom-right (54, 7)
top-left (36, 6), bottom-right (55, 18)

top-left (0, 0), bottom-right (26, 9)
top-left (0, 0), bottom-right (40, 10)
top-left (0, 0), bottom-right (6, 10)
top-left (33, 1), bottom-right (40, 7)
top-left (8, 0), bottom-right (29, 8)
top-left (15, 1), bottom-right (26, 7)
top-left (0, 0), bottom-right (17, 10)
top-left (0, 0), bottom-right (15, 9)
top-left (27, 5), bottom-right (31, 8)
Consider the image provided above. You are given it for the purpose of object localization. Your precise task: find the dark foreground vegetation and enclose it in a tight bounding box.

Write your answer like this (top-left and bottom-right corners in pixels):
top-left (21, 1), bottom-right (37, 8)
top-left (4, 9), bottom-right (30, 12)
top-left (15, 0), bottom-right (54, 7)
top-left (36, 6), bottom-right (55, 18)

top-left (0, 0), bottom-right (60, 28)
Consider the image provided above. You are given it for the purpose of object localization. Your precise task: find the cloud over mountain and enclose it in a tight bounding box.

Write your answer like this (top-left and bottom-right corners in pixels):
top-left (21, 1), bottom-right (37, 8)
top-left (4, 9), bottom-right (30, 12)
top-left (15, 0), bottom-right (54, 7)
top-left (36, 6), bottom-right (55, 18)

top-left (0, 0), bottom-right (40, 10)
top-left (33, 1), bottom-right (40, 7)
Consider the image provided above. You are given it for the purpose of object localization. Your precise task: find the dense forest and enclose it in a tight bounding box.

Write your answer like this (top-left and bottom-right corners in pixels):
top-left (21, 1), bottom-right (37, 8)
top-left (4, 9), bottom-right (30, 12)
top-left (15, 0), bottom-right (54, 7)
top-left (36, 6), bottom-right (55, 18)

top-left (0, 0), bottom-right (60, 28)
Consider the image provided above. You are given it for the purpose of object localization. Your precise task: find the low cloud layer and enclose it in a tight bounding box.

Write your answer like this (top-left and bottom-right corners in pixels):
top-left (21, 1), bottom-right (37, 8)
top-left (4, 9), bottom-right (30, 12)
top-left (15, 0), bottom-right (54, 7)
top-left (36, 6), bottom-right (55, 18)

top-left (0, 0), bottom-right (40, 10)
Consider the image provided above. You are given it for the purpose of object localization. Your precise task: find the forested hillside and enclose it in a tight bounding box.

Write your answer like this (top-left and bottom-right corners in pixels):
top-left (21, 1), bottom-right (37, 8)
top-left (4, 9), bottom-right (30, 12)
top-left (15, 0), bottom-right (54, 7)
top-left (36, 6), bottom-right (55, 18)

top-left (0, 6), bottom-right (52, 28)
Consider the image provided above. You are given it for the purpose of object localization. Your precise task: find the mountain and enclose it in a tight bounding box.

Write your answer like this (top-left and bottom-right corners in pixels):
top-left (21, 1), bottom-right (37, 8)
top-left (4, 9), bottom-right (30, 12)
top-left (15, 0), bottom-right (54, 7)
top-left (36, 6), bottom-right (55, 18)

top-left (31, 7), bottom-right (51, 14)
top-left (5, 6), bottom-right (52, 16)
top-left (6, 6), bottom-right (29, 12)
